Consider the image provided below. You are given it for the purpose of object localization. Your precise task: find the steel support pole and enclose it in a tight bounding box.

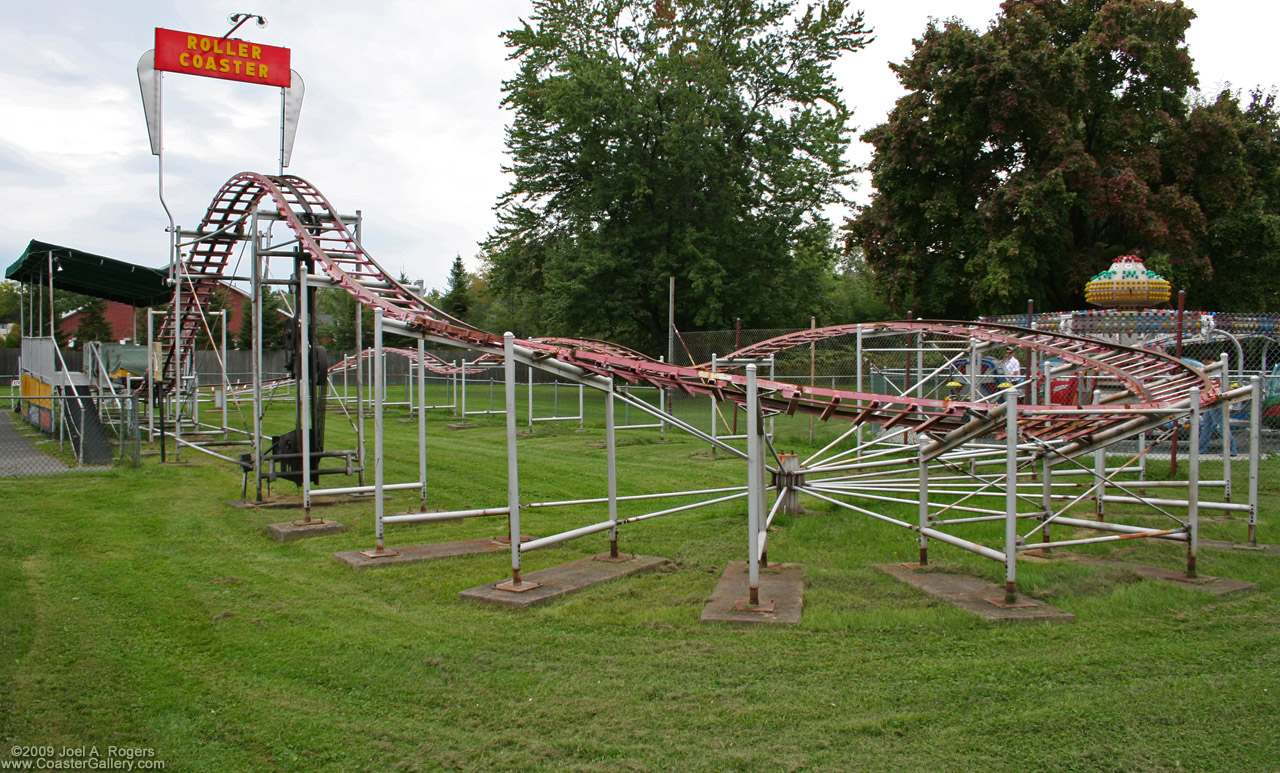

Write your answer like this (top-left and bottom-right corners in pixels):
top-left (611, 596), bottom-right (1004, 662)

top-left (1220, 353), bottom-right (1232, 501)
top-left (746, 364), bottom-right (762, 606)
top-left (1187, 387), bottom-right (1200, 578)
top-left (251, 217), bottom-right (265, 500)
top-left (220, 310), bottom-right (229, 436)
top-left (171, 228), bottom-right (182, 461)
top-left (918, 437), bottom-right (929, 565)
top-left (503, 333), bottom-right (525, 585)
top-left (855, 324), bottom-right (864, 447)
top-left (373, 309), bottom-right (387, 553)
top-left (354, 279), bottom-right (365, 486)
top-left (417, 338), bottom-right (427, 512)
top-left (606, 378), bottom-right (619, 557)
top-left (528, 363), bottom-right (534, 428)
top-left (1041, 448), bottom-right (1053, 553)
top-left (968, 342), bottom-right (980, 402)
top-left (1249, 376), bottom-right (1261, 546)
top-left (1093, 389), bottom-right (1104, 521)
top-left (1005, 388), bottom-right (1019, 604)
top-left (299, 266), bottom-right (312, 522)
top-left (1138, 429), bottom-right (1147, 494)
top-left (146, 309), bottom-right (155, 446)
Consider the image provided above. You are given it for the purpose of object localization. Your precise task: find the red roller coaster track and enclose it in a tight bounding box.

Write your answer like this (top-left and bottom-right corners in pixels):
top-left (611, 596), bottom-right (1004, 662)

top-left (161, 172), bottom-right (1216, 461)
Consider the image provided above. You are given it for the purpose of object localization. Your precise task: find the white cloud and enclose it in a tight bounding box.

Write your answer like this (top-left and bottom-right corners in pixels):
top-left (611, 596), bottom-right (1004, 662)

top-left (2, 0), bottom-right (1277, 294)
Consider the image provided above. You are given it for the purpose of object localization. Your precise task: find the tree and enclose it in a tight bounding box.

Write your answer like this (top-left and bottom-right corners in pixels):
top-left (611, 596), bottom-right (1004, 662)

top-left (852, 0), bottom-right (1204, 317)
top-left (485, 0), bottom-right (871, 352)
top-left (0, 281), bottom-right (19, 325)
top-left (235, 288), bottom-right (290, 350)
top-left (73, 298), bottom-right (115, 347)
top-left (1167, 88), bottom-right (1280, 310)
top-left (440, 255), bottom-right (472, 321)
top-left (316, 289), bottom-right (372, 352)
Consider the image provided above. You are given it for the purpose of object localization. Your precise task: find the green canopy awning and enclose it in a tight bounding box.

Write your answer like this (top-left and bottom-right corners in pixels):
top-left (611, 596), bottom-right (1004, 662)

top-left (5, 239), bottom-right (171, 307)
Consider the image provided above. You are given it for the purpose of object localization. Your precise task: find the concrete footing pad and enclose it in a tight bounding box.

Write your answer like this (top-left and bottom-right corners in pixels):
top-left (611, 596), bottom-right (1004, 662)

top-left (459, 553), bottom-right (668, 608)
top-left (1200, 539), bottom-right (1277, 556)
top-left (334, 536), bottom-right (528, 569)
top-left (266, 520), bottom-right (346, 542)
top-left (875, 563), bottom-right (1076, 624)
top-left (1078, 558), bottom-right (1257, 595)
top-left (701, 562), bottom-right (804, 625)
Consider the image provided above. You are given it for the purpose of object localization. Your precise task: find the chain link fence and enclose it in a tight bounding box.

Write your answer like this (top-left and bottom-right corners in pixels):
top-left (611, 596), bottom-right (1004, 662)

top-left (2, 390), bottom-right (141, 477)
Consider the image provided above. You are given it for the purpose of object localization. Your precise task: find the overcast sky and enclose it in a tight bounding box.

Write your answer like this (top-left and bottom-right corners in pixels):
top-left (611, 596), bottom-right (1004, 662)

top-left (2, 1), bottom-right (1275, 292)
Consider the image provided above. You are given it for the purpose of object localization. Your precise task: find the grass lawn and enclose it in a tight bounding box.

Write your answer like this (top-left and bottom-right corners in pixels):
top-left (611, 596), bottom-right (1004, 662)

top-left (1, 397), bottom-right (1278, 772)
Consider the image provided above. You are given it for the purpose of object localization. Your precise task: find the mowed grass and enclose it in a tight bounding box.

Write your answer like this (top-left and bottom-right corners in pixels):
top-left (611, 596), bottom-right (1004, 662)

top-left (2, 399), bottom-right (1279, 772)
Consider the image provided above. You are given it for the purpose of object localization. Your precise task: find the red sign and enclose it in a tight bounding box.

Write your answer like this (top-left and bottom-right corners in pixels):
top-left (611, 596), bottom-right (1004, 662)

top-left (154, 28), bottom-right (290, 88)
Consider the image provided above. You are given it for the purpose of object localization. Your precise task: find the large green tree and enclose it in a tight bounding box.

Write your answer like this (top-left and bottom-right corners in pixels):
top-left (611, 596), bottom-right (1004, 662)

top-left (485, 0), bottom-right (870, 352)
top-left (440, 255), bottom-right (473, 321)
top-left (853, 0), bottom-right (1209, 316)
top-left (1166, 88), bottom-right (1280, 310)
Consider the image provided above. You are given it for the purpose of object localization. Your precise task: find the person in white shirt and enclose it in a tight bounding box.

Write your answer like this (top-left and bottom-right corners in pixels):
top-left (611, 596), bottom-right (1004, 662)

top-left (1002, 348), bottom-right (1021, 381)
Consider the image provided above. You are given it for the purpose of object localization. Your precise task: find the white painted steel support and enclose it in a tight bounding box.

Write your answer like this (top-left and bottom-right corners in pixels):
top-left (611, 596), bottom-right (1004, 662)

top-left (1249, 375), bottom-right (1261, 546)
top-left (503, 332), bottom-right (526, 586)
top-left (146, 308), bottom-right (156, 445)
top-left (250, 217), bottom-right (265, 500)
top-left (918, 437), bottom-right (929, 565)
top-left (606, 378), bottom-right (619, 557)
top-left (373, 309), bottom-right (387, 552)
top-left (855, 325), bottom-right (864, 447)
top-left (746, 364), bottom-right (763, 605)
top-left (417, 338), bottom-right (427, 512)
top-left (354, 227), bottom-right (366, 486)
top-left (1004, 387), bottom-right (1019, 603)
top-left (1093, 390), bottom-right (1104, 521)
top-left (1041, 450), bottom-right (1053, 552)
top-left (220, 310), bottom-right (229, 436)
top-left (299, 265), bottom-right (312, 520)
top-left (1220, 353), bottom-right (1232, 501)
top-left (172, 224), bottom-right (182, 462)
top-left (968, 342), bottom-right (980, 402)
top-left (1188, 387), bottom-right (1200, 577)
top-left (1138, 429), bottom-right (1147, 490)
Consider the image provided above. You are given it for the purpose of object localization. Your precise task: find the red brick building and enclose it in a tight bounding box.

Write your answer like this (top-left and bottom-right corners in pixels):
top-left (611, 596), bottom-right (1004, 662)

top-left (59, 284), bottom-right (250, 345)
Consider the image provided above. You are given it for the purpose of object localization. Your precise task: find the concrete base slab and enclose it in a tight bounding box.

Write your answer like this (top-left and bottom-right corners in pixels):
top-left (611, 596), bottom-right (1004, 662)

top-left (334, 536), bottom-right (530, 569)
top-left (229, 495), bottom-right (367, 510)
top-left (265, 520), bottom-right (346, 542)
top-left (459, 553), bottom-right (668, 608)
top-left (445, 422), bottom-right (479, 430)
top-left (1080, 558), bottom-right (1257, 595)
top-left (701, 562), bottom-right (804, 625)
top-left (1201, 539), bottom-right (1277, 555)
top-left (875, 563), bottom-right (1076, 624)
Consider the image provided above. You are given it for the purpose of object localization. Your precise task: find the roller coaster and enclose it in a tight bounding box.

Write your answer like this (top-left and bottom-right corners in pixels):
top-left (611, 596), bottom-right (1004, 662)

top-left (152, 172), bottom-right (1263, 607)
